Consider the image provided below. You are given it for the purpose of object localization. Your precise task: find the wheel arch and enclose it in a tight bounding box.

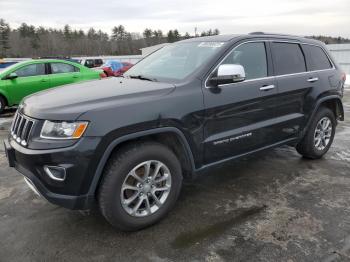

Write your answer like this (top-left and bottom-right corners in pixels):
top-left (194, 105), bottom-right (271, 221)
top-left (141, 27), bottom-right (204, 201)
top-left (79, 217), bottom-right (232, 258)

top-left (0, 91), bottom-right (9, 108)
top-left (88, 127), bottom-right (196, 196)
top-left (304, 95), bottom-right (344, 134)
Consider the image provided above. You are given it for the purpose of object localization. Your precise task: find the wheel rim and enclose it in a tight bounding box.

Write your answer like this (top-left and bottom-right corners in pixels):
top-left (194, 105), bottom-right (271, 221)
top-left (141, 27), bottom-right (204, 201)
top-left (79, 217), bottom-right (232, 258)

top-left (120, 160), bottom-right (172, 217)
top-left (314, 117), bottom-right (332, 151)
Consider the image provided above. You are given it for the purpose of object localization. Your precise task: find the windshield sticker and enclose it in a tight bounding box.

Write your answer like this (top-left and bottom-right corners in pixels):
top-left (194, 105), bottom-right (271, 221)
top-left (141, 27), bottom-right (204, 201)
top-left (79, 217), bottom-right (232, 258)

top-left (198, 42), bottom-right (225, 48)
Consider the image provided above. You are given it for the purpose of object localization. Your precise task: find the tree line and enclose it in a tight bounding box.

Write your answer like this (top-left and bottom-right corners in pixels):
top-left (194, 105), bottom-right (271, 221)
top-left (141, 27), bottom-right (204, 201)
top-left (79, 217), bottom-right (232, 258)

top-left (1, 18), bottom-right (349, 58)
top-left (0, 18), bottom-right (220, 58)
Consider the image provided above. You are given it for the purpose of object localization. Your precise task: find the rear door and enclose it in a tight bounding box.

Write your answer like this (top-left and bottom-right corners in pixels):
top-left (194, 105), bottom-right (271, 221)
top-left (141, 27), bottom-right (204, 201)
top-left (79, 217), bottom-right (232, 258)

top-left (302, 44), bottom-right (336, 95)
top-left (6, 63), bottom-right (50, 104)
top-left (270, 41), bottom-right (318, 141)
top-left (203, 41), bottom-right (280, 164)
top-left (48, 62), bottom-right (81, 87)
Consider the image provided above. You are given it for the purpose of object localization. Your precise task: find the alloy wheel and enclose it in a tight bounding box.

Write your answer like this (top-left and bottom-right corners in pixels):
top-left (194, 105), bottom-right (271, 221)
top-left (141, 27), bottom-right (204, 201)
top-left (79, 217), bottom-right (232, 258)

top-left (120, 160), bottom-right (172, 217)
top-left (314, 117), bottom-right (333, 151)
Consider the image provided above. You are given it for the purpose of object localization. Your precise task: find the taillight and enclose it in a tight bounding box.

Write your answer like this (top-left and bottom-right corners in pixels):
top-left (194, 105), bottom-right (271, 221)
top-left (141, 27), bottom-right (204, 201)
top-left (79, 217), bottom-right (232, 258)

top-left (100, 72), bottom-right (107, 78)
top-left (342, 72), bottom-right (346, 82)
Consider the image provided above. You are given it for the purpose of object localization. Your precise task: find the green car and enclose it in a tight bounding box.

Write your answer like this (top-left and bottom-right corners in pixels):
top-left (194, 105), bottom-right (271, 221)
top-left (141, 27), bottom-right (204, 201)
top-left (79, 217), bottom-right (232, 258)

top-left (0, 59), bottom-right (104, 113)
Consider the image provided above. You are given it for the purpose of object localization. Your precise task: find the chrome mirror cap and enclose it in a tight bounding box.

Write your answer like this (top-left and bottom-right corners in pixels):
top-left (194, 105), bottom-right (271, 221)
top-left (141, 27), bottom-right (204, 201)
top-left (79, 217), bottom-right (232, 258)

top-left (208, 64), bottom-right (246, 88)
top-left (217, 64), bottom-right (246, 82)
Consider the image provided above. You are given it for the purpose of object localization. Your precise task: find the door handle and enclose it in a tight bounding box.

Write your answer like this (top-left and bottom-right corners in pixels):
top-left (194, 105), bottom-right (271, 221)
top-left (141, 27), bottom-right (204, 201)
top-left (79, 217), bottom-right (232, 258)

top-left (73, 75), bottom-right (79, 78)
top-left (260, 85), bottom-right (275, 91)
top-left (307, 77), bottom-right (319, 83)
top-left (40, 79), bottom-right (48, 82)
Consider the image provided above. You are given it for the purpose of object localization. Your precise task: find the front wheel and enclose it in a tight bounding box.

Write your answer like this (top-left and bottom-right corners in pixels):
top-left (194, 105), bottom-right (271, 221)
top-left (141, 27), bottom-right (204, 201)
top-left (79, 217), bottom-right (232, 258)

top-left (98, 142), bottom-right (183, 231)
top-left (0, 96), bottom-right (6, 114)
top-left (296, 107), bottom-right (336, 159)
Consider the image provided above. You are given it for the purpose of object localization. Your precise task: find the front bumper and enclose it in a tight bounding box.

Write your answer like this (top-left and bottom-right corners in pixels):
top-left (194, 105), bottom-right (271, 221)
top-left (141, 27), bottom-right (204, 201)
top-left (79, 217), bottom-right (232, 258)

top-left (4, 137), bottom-right (102, 210)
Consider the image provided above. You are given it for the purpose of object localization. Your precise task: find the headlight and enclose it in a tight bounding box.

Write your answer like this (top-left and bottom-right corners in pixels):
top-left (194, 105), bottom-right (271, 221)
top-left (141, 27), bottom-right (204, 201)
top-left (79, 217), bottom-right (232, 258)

top-left (40, 121), bottom-right (88, 139)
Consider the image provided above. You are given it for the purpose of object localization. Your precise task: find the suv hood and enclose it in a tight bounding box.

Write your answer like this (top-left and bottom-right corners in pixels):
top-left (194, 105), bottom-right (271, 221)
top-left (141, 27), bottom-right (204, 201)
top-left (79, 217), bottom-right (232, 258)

top-left (22, 78), bottom-right (175, 120)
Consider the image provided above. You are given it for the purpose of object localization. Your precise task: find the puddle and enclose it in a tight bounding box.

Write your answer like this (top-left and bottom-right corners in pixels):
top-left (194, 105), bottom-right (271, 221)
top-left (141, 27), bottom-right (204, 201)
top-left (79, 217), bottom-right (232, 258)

top-left (171, 205), bottom-right (266, 249)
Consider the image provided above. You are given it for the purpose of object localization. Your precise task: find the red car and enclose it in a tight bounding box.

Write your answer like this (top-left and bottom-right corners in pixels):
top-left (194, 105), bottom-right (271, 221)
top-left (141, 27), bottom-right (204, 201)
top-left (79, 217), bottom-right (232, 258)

top-left (99, 60), bottom-right (133, 77)
top-left (117, 62), bottom-right (133, 76)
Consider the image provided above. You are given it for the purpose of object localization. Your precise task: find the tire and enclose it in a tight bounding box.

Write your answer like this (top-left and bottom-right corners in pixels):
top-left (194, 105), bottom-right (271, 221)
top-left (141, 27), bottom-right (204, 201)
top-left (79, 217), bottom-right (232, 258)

top-left (296, 107), bottom-right (336, 159)
top-left (98, 142), bottom-right (183, 231)
top-left (0, 96), bottom-right (6, 114)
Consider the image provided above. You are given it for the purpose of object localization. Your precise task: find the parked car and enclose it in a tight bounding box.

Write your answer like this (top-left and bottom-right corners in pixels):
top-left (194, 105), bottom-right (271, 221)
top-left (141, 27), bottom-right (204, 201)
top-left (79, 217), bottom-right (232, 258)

top-left (99, 60), bottom-right (134, 77)
top-left (99, 60), bottom-right (123, 77)
top-left (77, 58), bottom-right (104, 68)
top-left (0, 61), bottom-right (18, 69)
top-left (0, 59), bottom-right (105, 113)
top-left (5, 33), bottom-right (346, 231)
top-left (117, 62), bottom-right (133, 76)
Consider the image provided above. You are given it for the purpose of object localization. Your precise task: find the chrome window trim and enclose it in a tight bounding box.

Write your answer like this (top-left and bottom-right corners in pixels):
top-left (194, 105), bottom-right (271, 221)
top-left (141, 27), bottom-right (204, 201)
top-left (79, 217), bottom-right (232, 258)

top-left (204, 39), bottom-right (336, 89)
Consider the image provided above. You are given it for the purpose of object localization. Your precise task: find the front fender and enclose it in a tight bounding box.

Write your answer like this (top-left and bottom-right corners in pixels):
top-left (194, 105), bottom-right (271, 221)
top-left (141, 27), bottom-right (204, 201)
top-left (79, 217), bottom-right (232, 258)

top-left (87, 127), bottom-right (196, 197)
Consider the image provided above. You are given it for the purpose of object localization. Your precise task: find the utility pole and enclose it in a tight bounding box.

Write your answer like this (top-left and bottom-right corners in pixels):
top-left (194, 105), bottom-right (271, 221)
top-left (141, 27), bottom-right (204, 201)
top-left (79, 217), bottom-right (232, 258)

top-left (194, 27), bottom-right (197, 37)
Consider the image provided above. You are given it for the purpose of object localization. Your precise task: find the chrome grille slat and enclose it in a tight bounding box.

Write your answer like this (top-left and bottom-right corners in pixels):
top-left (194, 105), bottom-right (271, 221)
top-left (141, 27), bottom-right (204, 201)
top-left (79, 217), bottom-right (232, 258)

top-left (20, 120), bottom-right (29, 140)
top-left (11, 112), bottom-right (35, 147)
top-left (12, 114), bottom-right (21, 134)
top-left (14, 115), bottom-right (23, 135)
top-left (11, 113), bottom-right (19, 133)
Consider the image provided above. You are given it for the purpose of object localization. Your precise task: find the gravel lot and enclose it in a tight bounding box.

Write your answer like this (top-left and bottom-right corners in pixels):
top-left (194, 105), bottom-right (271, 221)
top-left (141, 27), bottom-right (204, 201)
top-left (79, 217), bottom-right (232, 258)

top-left (0, 91), bottom-right (350, 262)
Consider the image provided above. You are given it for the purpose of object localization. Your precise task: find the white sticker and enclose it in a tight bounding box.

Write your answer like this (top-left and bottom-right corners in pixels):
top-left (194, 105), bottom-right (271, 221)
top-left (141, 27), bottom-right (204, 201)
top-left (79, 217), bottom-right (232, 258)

top-left (198, 42), bottom-right (225, 48)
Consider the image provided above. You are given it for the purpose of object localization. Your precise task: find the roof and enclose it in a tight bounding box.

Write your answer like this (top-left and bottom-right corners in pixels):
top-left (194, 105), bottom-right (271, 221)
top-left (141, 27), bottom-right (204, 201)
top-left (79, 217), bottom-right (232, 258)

top-left (179, 33), bottom-right (324, 46)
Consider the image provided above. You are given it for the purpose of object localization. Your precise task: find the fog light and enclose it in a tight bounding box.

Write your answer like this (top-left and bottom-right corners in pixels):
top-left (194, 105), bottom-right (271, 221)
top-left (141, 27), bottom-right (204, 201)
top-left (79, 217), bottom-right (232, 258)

top-left (44, 165), bottom-right (66, 181)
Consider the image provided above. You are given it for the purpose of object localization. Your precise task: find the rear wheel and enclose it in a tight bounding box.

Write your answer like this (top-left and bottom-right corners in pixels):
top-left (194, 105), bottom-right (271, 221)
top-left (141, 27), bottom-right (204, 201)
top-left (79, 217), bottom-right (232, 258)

top-left (296, 107), bottom-right (336, 159)
top-left (98, 142), bottom-right (183, 231)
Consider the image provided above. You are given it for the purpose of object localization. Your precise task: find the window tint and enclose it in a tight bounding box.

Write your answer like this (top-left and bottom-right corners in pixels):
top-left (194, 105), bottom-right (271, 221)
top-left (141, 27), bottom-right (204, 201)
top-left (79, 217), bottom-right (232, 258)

top-left (94, 59), bottom-right (103, 67)
top-left (303, 45), bottom-right (332, 71)
top-left (271, 43), bottom-right (306, 75)
top-left (51, 63), bottom-right (78, 74)
top-left (14, 63), bottom-right (45, 77)
top-left (84, 60), bottom-right (94, 68)
top-left (222, 42), bottom-right (267, 80)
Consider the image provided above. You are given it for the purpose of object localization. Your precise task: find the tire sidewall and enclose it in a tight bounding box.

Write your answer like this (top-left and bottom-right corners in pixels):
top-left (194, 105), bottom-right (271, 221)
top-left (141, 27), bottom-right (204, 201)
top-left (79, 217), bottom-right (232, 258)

top-left (308, 108), bottom-right (336, 157)
top-left (101, 144), bottom-right (182, 230)
top-left (0, 97), bottom-right (5, 114)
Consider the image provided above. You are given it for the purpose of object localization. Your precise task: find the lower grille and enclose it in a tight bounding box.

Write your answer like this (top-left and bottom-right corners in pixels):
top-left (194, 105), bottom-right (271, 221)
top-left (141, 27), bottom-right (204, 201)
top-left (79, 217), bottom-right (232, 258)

top-left (11, 112), bottom-right (35, 147)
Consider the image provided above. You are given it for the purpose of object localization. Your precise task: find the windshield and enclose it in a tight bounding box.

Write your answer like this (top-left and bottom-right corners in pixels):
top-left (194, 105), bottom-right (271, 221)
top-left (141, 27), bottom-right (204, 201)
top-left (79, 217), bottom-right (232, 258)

top-left (125, 41), bottom-right (225, 82)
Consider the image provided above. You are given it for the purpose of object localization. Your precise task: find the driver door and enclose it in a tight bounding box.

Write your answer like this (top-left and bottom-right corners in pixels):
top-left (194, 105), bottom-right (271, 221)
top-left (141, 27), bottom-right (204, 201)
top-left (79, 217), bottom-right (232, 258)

top-left (6, 63), bottom-right (50, 104)
top-left (203, 41), bottom-right (280, 164)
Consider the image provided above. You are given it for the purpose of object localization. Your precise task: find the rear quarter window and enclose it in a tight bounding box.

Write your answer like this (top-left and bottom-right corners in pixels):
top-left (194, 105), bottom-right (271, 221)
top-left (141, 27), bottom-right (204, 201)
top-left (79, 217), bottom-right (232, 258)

top-left (271, 42), bottom-right (306, 75)
top-left (303, 45), bottom-right (333, 71)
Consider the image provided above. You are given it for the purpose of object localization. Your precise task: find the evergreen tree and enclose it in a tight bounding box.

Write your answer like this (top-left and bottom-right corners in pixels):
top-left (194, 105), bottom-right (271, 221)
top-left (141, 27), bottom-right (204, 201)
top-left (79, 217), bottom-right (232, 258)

top-left (0, 19), bottom-right (10, 57)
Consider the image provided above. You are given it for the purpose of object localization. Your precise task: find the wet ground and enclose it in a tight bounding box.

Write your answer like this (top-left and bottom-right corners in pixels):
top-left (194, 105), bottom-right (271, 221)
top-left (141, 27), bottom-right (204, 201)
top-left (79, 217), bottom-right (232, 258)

top-left (1, 92), bottom-right (350, 262)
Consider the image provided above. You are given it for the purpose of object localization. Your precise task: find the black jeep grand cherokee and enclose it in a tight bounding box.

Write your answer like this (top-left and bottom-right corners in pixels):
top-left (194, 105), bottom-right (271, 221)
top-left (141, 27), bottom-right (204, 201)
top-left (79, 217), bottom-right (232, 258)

top-left (5, 33), bottom-right (346, 231)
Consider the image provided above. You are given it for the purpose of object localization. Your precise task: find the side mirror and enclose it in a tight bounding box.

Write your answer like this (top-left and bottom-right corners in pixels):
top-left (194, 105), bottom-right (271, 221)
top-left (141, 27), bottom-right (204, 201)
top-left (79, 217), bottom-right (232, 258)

top-left (4, 72), bottom-right (18, 80)
top-left (208, 64), bottom-right (246, 87)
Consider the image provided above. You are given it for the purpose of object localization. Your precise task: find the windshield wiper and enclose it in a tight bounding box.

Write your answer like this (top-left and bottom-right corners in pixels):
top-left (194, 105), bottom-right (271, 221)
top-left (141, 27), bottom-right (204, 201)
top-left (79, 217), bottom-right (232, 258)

top-left (127, 74), bottom-right (157, 82)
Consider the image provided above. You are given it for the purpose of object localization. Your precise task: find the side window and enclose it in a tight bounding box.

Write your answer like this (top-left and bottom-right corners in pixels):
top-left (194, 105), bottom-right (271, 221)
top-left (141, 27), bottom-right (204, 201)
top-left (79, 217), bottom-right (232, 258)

top-left (94, 59), bottom-right (103, 67)
top-left (222, 42), bottom-right (268, 80)
top-left (84, 60), bottom-right (94, 68)
top-left (14, 64), bottom-right (46, 77)
top-left (271, 42), bottom-right (306, 75)
top-left (303, 45), bottom-right (333, 71)
top-left (51, 63), bottom-right (79, 74)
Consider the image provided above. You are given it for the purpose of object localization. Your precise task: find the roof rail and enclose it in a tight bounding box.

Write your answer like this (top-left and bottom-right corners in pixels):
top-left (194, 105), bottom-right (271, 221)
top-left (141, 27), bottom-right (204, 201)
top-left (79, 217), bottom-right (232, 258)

top-left (249, 32), bottom-right (265, 35)
top-left (248, 32), bottom-right (299, 37)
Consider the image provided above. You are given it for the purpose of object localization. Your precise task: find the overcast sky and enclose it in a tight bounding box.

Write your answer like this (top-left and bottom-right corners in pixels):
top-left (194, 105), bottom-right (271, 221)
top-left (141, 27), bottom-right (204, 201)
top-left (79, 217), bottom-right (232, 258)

top-left (1, 0), bottom-right (350, 37)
